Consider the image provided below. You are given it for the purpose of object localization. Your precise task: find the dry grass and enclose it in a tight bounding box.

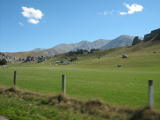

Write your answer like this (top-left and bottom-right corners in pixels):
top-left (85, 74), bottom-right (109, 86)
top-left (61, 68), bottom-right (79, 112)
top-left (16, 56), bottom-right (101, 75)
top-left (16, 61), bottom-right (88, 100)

top-left (5, 51), bottom-right (50, 58)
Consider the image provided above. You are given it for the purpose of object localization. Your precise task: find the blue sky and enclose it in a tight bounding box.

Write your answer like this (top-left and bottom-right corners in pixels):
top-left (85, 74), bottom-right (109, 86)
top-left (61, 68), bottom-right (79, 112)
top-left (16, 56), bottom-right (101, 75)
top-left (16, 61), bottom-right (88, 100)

top-left (0, 0), bottom-right (160, 52)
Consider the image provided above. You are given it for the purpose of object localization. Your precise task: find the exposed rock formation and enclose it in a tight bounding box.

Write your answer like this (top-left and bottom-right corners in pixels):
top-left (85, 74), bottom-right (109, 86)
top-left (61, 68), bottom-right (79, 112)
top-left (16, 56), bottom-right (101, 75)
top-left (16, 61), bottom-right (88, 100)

top-left (132, 36), bottom-right (142, 45)
top-left (144, 28), bottom-right (160, 42)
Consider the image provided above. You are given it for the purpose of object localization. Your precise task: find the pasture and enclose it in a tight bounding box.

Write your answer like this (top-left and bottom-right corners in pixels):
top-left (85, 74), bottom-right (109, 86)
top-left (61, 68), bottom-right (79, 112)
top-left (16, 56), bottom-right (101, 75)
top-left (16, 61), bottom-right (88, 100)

top-left (1, 51), bottom-right (160, 109)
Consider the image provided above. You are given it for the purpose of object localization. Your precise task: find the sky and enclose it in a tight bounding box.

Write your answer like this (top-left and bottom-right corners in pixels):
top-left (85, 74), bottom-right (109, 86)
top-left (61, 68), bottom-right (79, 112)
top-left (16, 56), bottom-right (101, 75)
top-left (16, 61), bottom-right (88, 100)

top-left (0, 0), bottom-right (160, 52)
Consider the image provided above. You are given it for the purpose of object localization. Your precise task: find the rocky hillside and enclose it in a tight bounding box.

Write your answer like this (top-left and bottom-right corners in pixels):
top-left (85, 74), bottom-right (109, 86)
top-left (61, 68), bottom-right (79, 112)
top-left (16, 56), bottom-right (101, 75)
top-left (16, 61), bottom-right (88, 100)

top-left (0, 52), bottom-right (52, 63)
top-left (0, 52), bottom-right (17, 63)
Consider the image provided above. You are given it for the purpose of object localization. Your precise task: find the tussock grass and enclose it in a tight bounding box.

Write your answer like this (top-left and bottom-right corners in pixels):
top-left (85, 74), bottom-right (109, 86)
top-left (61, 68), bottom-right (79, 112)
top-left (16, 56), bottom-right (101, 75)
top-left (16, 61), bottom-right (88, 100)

top-left (0, 87), bottom-right (160, 120)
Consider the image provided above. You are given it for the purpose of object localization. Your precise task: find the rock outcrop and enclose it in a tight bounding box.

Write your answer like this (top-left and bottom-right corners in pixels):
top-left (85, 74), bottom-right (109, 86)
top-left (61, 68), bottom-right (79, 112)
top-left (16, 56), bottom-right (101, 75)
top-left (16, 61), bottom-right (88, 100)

top-left (144, 28), bottom-right (160, 42)
top-left (132, 36), bottom-right (142, 45)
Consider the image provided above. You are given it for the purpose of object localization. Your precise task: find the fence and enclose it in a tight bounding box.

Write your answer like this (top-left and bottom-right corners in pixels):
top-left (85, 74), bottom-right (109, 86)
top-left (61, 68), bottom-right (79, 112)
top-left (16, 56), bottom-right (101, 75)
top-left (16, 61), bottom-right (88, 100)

top-left (0, 70), bottom-right (158, 109)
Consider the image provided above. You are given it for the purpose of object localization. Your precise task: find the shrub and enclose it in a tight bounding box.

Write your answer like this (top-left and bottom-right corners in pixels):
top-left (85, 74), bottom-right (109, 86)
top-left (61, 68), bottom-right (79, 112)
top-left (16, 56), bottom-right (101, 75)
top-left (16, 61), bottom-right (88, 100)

top-left (0, 58), bottom-right (7, 65)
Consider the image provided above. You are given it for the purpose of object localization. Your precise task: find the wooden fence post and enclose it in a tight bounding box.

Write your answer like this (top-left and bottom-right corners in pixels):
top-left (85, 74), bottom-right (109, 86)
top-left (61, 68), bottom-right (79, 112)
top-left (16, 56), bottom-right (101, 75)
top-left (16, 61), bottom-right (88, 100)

top-left (13, 71), bottom-right (16, 87)
top-left (61, 74), bottom-right (66, 94)
top-left (148, 80), bottom-right (154, 109)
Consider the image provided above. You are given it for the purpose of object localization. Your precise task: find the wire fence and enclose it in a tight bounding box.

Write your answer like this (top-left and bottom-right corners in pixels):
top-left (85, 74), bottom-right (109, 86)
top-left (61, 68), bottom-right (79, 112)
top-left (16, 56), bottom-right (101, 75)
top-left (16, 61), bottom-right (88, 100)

top-left (0, 68), bottom-right (160, 108)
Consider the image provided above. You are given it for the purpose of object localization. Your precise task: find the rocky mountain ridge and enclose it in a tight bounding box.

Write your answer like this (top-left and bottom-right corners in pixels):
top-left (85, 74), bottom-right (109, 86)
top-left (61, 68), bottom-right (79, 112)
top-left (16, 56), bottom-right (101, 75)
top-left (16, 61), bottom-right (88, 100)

top-left (33, 35), bottom-right (134, 56)
top-left (101, 35), bottom-right (135, 49)
top-left (35, 39), bottom-right (111, 55)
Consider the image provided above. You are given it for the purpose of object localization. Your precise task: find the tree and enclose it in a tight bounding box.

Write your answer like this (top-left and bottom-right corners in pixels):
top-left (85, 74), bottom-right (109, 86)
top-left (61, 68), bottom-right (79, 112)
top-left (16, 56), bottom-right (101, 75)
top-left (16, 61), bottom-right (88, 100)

top-left (70, 57), bottom-right (78, 62)
top-left (0, 58), bottom-right (7, 65)
top-left (90, 49), bottom-right (99, 53)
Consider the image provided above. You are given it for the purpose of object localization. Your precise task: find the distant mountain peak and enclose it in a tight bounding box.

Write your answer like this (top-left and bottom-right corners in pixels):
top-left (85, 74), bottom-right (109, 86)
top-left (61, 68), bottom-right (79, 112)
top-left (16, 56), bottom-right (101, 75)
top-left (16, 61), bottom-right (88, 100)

top-left (101, 35), bottom-right (135, 50)
top-left (32, 48), bottom-right (46, 52)
top-left (40, 39), bottom-right (110, 55)
top-left (32, 35), bottom-right (134, 55)
top-left (116, 35), bottom-right (134, 39)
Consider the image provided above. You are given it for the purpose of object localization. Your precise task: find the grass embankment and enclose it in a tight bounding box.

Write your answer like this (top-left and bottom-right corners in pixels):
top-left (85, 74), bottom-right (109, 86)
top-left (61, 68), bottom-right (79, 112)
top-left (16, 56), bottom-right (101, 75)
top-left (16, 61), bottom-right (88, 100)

top-left (0, 87), bottom-right (160, 120)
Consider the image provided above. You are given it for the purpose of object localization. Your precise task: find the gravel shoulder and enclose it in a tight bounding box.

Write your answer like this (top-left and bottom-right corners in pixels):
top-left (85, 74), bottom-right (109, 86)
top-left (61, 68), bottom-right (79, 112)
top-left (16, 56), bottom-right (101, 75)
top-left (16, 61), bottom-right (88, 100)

top-left (0, 116), bottom-right (9, 120)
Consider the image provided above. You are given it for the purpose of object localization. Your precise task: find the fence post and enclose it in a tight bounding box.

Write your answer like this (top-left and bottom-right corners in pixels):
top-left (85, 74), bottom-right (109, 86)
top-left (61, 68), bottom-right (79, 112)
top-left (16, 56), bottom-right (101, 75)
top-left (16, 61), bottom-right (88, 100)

top-left (13, 71), bottom-right (16, 87)
top-left (61, 74), bottom-right (66, 94)
top-left (148, 80), bottom-right (154, 109)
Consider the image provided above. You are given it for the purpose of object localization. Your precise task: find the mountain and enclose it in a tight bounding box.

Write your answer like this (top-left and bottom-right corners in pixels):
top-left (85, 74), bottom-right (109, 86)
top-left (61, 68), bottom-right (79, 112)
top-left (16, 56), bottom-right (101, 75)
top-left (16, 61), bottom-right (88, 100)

top-left (42, 35), bottom-right (134, 55)
top-left (41, 39), bottom-right (110, 55)
top-left (43, 44), bottom-right (77, 55)
top-left (74, 39), bottom-right (110, 51)
top-left (32, 48), bottom-right (46, 52)
top-left (1, 35), bottom-right (134, 58)
top-left (101, 35), bottom-right (135, 50)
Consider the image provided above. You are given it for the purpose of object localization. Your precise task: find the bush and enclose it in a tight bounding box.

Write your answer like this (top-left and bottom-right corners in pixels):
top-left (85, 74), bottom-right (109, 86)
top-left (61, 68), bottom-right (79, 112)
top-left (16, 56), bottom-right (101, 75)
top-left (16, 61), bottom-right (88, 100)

top-left (0, 58), bottom-right (7, 65)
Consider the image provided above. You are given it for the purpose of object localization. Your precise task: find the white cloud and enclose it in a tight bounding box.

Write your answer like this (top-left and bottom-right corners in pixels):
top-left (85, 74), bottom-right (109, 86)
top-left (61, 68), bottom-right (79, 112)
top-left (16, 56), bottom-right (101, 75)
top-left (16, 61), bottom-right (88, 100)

top-left (21, 6), bottom-right (44, 24)
top-left (120, 3), bottom-right (144, 15)
top-left (22, 6), bottom-right (43, 19)
top-left (119, 12), bottom-right (128, 15)
top-left (28, 19), bottom-right (39, 24)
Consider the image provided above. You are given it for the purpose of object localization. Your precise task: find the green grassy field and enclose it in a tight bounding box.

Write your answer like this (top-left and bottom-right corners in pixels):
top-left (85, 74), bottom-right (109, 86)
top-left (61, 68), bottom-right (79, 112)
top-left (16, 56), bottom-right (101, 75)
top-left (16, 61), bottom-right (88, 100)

top-left (1, 43), bottom-right (160, 110)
